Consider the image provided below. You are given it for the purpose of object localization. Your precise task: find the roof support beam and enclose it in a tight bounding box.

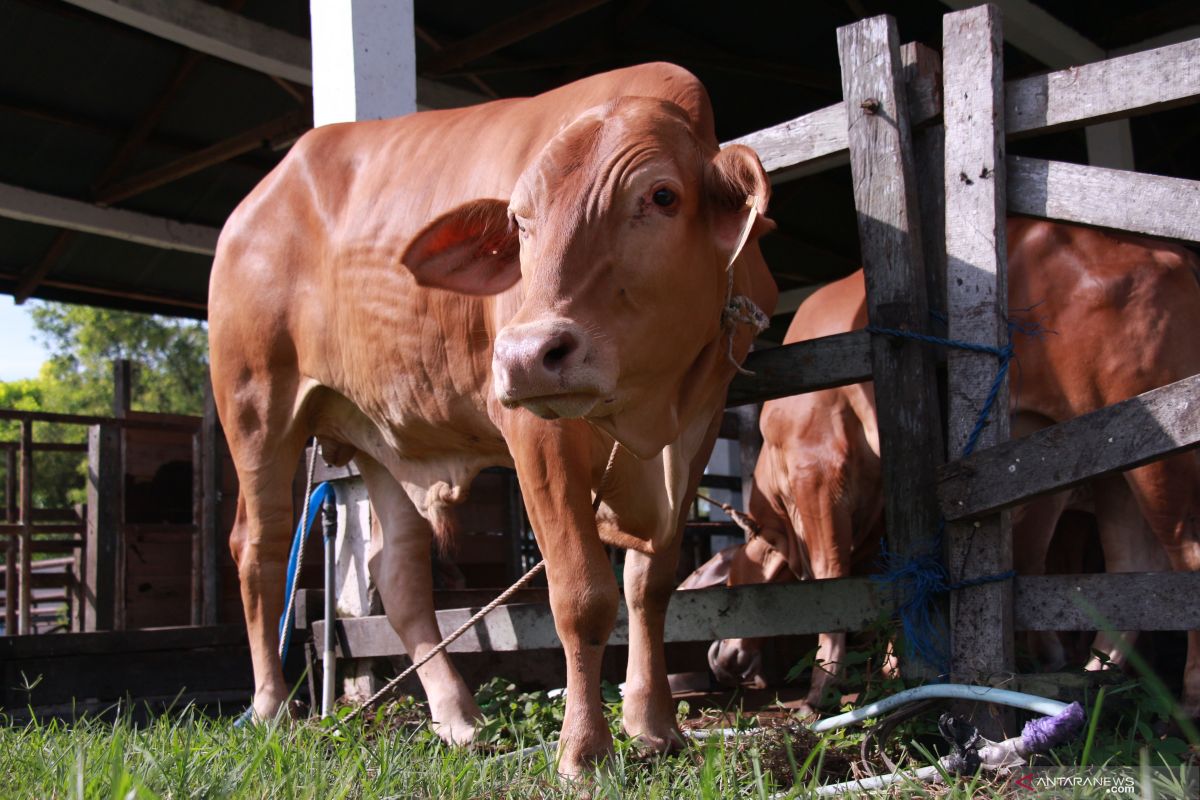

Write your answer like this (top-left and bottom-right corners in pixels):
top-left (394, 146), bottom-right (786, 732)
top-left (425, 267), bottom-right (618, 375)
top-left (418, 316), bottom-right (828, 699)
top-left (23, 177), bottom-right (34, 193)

top-left (0, 182), bottom-right (219, 255)
top-left (96, 109), bottom-right (311, 204)
top-left (61, 0), bottom-right (487, 110)
top-left (421, 0), bottom-right (611, 75)
top-left (940, 0), bottom-right (1133, 169)
top-left (310, 0), bottom-right (416, 126)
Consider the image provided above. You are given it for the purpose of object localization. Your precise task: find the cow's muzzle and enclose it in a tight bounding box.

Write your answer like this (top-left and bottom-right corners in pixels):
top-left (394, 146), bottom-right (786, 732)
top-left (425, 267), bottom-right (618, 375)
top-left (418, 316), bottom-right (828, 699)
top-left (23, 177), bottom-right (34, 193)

top-left (708, 639), bottom-right (767, 690)
top-left (492, 319), bottom-right (612, 419)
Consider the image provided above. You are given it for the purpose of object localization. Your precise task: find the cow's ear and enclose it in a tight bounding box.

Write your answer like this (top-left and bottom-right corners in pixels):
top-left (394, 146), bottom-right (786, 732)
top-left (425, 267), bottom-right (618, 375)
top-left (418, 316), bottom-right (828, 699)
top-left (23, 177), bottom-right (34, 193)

top-left (705, 144), bottom-right (775, 262)
top-left (402, 199), bottom-right (521, 296)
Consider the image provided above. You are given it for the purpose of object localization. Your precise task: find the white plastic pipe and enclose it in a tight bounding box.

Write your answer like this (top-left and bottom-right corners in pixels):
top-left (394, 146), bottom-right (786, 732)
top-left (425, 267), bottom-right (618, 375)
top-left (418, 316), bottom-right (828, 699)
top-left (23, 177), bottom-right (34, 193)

top-left (810, 684), bottom-right (1068, 733)
top-left (322, 503), bottom-right (337, 718)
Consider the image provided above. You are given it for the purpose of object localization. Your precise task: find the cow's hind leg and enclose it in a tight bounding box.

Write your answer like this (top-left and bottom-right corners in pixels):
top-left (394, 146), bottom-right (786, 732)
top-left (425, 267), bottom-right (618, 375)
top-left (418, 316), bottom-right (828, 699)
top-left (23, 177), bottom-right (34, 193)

top-left (227, 434), bottom-right (308, 722)
top-left (357, 455), bottom-right (481, 744)
top-left (622, 542), bottom-right (685, 753)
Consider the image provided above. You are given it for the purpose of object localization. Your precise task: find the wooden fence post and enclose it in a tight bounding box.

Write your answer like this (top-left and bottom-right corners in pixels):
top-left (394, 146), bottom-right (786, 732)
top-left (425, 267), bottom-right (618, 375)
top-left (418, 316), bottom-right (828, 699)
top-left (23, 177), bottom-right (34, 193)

top-left (191, 430), bottom-right (203, 627)
top-left (200, 380), bottom-right (222, 625)
top-left (18, 419), bottom-right (33, 635)
top-left (85, 423), bottom-right (121, 631)
top-left (4, 447), bottom-right (15, 635)
top-left (734, 404), bottom-right (762, 509)
top-left (112, 359), bottom-right (132, 419)
top-left (837, 16), bottom-right (946, 676)
top-left (941, 4), bottom-right (1015, 717)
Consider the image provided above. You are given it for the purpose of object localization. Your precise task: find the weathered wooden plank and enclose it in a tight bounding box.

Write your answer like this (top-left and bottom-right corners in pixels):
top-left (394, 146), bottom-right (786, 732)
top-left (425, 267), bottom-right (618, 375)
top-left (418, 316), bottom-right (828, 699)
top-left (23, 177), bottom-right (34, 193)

top-left (18, 420), bottom-right (32, 635)
top-left (1006, 37), bottom-right (1200, 138)
top-left (939, 371), bottom-right (1200, 521)
top-left (942, 4), bottom-right (1014, 692)
top-left (314, 577), bottom-right (890, 659)
top-left (1008, 155), bottom-right (1200, 244)
top-left (200, 381), bottom-right (221, 626)
top-left (904, 42), bottom-right (947, 314)
top-left (3, 448), bottom-right (14, 636)
top-left (725, 330), bottom-right (872, 406)
top-left (1016, 572), bottom-right (1200, 631)
top-left (725, 43), bottom-right (942, 182)
top-left (837, 15), bottom-right (944, 647)
top-left (84, 424), bottom-right (121, 632)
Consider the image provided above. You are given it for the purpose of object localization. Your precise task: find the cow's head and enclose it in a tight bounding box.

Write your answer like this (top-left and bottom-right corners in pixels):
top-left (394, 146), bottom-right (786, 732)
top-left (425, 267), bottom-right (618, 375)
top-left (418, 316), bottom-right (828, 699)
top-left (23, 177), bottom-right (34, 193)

top-left (403, 97), bottom-right (775, 457)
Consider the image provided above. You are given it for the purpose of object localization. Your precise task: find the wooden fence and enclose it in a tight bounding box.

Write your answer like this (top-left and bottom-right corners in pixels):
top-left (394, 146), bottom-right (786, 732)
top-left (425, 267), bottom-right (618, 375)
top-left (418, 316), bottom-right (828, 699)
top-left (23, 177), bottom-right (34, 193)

top-left (312, 5), bottom-right (1200, 715)
top-left (0, 395), bottom-right (219, 635)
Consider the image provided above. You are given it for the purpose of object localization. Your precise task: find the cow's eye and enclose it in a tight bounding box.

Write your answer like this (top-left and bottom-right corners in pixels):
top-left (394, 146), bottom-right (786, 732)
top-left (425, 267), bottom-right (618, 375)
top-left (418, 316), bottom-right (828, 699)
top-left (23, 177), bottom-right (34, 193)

top-left (652, 188), bottom-right (678, 208)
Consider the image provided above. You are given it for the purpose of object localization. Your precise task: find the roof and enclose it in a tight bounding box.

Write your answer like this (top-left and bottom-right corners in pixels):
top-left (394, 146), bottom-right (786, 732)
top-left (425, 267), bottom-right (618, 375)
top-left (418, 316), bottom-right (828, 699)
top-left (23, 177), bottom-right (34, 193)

top-left (2, 0), bottom-right (1198, 328)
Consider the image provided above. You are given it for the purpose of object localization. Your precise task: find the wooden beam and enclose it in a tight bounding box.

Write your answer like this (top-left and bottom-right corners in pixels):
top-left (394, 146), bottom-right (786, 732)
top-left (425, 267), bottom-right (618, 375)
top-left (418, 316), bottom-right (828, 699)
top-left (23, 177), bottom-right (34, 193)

top-left (415, 26), bottom-right (499, 100)
top-left (942, 4), bottom-right (1014, 693)
top-left (63, 0), bottom-right (313, 84)
top-left (17, 420), bottom-right (32, 635)
top-left (726, 55), bottom-right (941, 183)
top-left (940, 0), bottom-right (1133, 169)
top-left (84, 424), bottom-right (121, 631)
top-left (63, 0), bottom-right (487, 110)
top-left (725, 330), bottom-right (873, 407)
top-left (939, 371), bottom-right (1200, 521)
top-left (1005, 37), bottom-right (1200, 138)
top-left (314, 577), bottom-right (891, 659)
top-left (199, 381), bottom-right (221, 625)
top-left (0, 182), bottom-right (219, 255)
top-left (3, 449), bottom-right (14, 635)
top-left (112, 359), bottom-right (132, 419)
top-left (97, 110), bottom-right (310, 204)
top-left (422, 0), bottom-right (611, 75)
top-left (12, 230), bottom-right (73, 304)
top-left (1016, 572), bottom-right (1200, 631)
top-left (837, 13), bottom-right (945, 628)
top-left (1007, 155), bottom-right (1200, 244)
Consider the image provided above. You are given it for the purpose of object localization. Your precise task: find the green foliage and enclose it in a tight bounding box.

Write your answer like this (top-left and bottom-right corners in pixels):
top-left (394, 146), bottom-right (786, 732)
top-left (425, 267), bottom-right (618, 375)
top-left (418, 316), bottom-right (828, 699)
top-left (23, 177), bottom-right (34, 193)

top-left (29, 302), bottom-right (208, 417)
top-left (0, 302), bottom-right (208, 512)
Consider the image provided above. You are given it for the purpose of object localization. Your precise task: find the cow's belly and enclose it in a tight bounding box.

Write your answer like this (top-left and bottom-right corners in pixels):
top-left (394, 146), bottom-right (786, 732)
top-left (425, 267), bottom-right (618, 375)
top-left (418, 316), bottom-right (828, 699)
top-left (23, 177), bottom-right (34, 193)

top-left (304, 379), bottom-right (511, 525)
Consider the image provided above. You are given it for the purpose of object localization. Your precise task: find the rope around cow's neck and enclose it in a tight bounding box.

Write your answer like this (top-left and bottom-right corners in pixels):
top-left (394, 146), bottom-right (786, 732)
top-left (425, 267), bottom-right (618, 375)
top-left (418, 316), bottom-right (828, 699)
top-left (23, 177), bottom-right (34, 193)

top-left (342, 439), bottom-right (623, 723)
top-left (720, 197), bottom-right (771, 376)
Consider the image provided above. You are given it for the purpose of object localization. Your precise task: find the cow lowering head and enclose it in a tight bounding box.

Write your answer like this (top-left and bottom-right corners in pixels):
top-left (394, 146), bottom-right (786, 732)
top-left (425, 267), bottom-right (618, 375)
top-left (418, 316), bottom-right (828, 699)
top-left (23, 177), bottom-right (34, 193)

top-left (402, 97), bottom-right (774, 457)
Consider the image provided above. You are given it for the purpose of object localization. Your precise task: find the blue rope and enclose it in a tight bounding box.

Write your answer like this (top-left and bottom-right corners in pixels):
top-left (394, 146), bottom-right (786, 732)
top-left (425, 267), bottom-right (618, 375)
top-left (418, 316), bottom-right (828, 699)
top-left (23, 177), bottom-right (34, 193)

top-left (866, 321), bottom-right (1018, 672)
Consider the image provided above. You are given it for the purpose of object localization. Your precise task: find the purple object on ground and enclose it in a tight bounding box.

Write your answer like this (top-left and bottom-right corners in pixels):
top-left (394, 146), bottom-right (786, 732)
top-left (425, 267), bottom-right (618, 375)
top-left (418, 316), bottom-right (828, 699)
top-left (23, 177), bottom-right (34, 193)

top-left (1021, 701), bottom-right (1085, 753)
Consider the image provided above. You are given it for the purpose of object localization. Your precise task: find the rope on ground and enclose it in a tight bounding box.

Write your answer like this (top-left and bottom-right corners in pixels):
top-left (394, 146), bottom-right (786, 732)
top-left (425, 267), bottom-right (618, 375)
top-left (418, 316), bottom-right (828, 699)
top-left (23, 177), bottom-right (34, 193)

top-left (342, 441), bottom-right (623, 723)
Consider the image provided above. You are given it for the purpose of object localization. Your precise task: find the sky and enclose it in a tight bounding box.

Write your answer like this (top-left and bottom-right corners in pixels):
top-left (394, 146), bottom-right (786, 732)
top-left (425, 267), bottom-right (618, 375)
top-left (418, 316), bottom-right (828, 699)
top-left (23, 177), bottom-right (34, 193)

top-left (0, 297), bottom-right (50, 381)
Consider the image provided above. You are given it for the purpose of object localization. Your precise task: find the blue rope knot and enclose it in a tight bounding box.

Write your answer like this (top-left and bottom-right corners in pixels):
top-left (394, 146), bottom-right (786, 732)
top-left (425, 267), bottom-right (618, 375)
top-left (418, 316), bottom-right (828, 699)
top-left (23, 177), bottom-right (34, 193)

top-left (865, 321), bottom-right (1018, 671)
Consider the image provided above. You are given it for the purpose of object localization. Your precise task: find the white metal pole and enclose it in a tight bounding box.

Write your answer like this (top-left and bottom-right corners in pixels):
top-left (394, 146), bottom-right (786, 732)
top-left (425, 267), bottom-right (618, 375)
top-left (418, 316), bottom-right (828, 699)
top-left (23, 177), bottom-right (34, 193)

top-left (321, 494), bottom-right (337, 718)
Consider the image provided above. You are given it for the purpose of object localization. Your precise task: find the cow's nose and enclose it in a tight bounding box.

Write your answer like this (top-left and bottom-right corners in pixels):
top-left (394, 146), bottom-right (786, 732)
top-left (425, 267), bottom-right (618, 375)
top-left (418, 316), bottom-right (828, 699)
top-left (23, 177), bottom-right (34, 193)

top-left (492, 320), bottom-right (597, 413)
top-left (539, 329), bottom-right (582, 375)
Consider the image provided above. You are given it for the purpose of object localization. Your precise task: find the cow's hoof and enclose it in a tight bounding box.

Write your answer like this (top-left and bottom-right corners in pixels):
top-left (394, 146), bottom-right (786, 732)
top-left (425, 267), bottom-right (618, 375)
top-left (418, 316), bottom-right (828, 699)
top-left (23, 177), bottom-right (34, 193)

top-left (555, 731), bottom-right (615, 779)
top-left (431, 715), bottom-right (480, 746)
top-left (628, 726), bottom-right (685, 755)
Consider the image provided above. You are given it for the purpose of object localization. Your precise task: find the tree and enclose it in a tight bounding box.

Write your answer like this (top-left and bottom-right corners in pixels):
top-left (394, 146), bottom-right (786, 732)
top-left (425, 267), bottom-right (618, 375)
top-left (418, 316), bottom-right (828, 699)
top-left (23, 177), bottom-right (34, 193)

top-left (0, 303), bottom-right (209, 509)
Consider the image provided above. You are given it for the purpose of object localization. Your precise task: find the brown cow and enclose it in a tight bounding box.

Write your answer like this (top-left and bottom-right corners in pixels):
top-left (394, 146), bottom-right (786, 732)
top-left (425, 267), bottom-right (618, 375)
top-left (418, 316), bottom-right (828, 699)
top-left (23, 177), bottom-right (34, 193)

top-left (208, 64), bottom-right (777, 775)
top-left (690, 218), bottom-right (1199, 715)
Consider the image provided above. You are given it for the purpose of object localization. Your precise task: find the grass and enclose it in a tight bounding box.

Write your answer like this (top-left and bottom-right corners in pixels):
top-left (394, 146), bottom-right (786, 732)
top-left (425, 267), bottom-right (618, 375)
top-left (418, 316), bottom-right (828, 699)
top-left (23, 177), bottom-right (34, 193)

top-left (2, 664), bottom-right (1196, 800)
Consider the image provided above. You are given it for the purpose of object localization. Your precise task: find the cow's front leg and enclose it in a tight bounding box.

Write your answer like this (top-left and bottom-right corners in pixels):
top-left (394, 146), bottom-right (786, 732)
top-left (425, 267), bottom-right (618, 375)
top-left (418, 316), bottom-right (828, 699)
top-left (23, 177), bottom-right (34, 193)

top-left (621, 543), bottom-right (685, 752)
top-left (506, 416), bottom-right (618, 776)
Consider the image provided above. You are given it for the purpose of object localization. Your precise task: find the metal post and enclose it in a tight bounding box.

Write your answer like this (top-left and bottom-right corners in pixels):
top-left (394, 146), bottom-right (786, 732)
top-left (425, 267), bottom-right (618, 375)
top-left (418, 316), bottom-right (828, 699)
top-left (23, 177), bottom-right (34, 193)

top-left (322, 491), bottom-right (338, 718)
